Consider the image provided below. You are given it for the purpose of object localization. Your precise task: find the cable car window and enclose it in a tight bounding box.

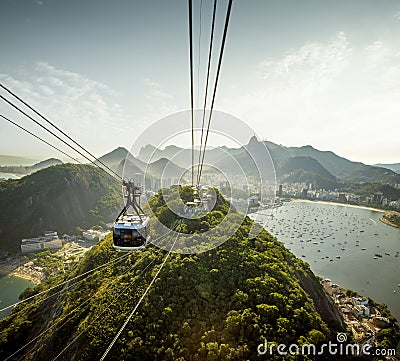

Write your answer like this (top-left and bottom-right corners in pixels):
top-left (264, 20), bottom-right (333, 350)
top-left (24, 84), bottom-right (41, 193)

top-left (113, 228), bottom-right (145, 247)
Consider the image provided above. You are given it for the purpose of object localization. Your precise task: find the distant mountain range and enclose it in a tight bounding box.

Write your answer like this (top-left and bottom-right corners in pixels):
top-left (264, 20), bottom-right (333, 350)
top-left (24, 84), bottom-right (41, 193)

top-left (375, 163), bottom-right (400, 174)
top-left (97, 147), bottom-right (185, 181)
top-left (0, 155), bottom-right (38, 166)
top-left (94, 138), bottom-right (400, 188)
top-left (2, 139), bottom-right (398, 188)
top-left (0, 158), bottom-right (62, 176)
top-left (131, 137), bottom-right (400, 186)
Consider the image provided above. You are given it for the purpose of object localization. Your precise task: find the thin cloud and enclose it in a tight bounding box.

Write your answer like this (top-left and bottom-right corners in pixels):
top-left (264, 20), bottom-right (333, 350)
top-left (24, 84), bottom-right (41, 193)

top-left (259, 32), bottom-right (352, 93)
top-left (142, 77), bottom-right (177, 120)
top-left (1, 62), bottom-right (124, 129)
top-left (0, 62), bottom-right (129, 157)
top-left (219, 32), bottom-right (400, 163)
top-left (143, 78), bottom-right (173, 100)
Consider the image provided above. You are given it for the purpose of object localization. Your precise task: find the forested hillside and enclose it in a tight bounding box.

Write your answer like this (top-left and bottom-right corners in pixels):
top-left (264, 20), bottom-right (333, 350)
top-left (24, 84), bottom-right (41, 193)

top-left (281, 170), bottom-right (341, 190)
top-left (275, 156), bottom-right (337, 181)
top-left (0, 187), bottom-right (352, 360)
top-left (0, 163), bottom-right (122, 250)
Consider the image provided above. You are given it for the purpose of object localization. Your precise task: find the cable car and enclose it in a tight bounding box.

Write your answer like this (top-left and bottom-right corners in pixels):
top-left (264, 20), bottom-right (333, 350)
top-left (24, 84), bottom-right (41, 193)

top-left (113, 214), bottom-right (149, 251)
top-left (113, 180), bottom-right (150, 251)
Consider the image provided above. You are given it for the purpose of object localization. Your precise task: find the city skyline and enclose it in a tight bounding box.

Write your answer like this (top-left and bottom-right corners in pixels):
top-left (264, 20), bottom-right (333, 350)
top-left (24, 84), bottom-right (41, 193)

top-left (1, 0), bottom-right (399, 164)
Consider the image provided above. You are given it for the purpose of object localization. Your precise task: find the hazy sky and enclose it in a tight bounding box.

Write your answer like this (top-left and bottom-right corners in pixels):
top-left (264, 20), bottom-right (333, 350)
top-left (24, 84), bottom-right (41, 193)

top-left (0, 0), bottom-right (399, 164)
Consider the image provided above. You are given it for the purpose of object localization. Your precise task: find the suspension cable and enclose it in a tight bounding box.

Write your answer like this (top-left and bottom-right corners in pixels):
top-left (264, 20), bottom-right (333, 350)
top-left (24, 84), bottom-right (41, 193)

top-left (0, 94), bottom-right (122, 183)
top-left (52, 228), bottom-right (177, 360)
top-left (0, 250), bottom-right (130, 314)
top-left (4, 251), bottom-right (131, 323)
top-left (1, 113), bottom-right (120, 185)
top-left (0, 83), bottom-right (123, 183)
top-left (11, 293), bottom-right (93, 361)
top-left (188, 0), bottom-right (195, 187)
top-left (198, 0), bottom-right (233, 185)
top-left (99, 228), bottom-right (179, 360)
top-left (195, 0), bottom-right (203, 109)
top-left (6, 228), bottom-right (175, 360)
top-left (196, 0), bottom-right (218, 186)
top-left (52, 253), bottom-right (155, 360)
top-left (4, 252), bottom-right (140, 361)
top-left (0, 114), bottom-right (81, 165)
top-left (0, 215), bottom-right (177, 315)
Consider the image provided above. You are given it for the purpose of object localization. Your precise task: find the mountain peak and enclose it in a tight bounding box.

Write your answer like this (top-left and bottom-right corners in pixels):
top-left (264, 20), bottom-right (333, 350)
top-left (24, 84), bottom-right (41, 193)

top-left (147, 158), bottom-right (184, 178)
top-left (97, 147), bottom-right (130, 167)
top-left (110, 147), bottom-right (129, 155)
top-left (152, 157), bottom-right (169, 165)
top-left (248, 135), bottom-right (259, 145)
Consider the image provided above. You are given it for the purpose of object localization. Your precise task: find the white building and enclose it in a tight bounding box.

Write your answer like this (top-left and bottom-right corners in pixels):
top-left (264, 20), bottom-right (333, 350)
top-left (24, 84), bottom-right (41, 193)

top-left (352, 297), bottom-right (369, 306)
top-left (354, 304), bottom-right (370, 318)
top-left (82, 230), bottom-right (109, 242)
top-left (21, 231), bottom-right (62, 253)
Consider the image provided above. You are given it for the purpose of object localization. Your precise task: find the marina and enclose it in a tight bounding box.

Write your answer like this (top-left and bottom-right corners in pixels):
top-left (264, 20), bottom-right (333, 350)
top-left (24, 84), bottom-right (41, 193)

top-left (250, 200), bottom-right (400, 320)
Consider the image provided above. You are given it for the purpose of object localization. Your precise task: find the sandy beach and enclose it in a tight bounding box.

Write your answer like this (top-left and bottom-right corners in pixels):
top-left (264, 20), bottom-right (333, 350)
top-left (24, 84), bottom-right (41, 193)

top-left (11, 268), bottom-right (42, 284)
top-left (292, 199), bottom-right (385, 213)
top-left (0, 262), bottom-right (43, 285)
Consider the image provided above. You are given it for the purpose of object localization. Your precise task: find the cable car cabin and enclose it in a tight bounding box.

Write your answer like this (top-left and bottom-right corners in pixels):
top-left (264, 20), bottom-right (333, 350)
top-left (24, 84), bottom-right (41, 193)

top-left (113, 215), bottom-right (150, 251)
top-left (184, 199), bottom-right (203, 217)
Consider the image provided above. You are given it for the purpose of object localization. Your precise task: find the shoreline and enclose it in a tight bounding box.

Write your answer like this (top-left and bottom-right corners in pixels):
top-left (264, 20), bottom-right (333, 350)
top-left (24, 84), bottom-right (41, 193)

top-left (0, 264), bottom-right (42, 285)
top-left (9, 271), bottom-right (40, 284)
top-left (379, 215), bottom-right (400, 229)
top-left (0, 270), bottom-right (38, 285)
top-left (291, 199), bottom-right (385, 213)
top-left (3, 270), bottom-right (41, 285)
top-left (0, 172), bottom-right (24, 179)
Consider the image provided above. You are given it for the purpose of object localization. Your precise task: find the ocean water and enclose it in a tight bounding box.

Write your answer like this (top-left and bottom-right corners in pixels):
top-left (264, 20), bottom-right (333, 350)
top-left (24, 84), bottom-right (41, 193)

top-left (0, 274), bottom-right (34, 319)
top-left (0, 172), bottom-right (21, 180)
top-left (250, 200), bottom-right (400, 320)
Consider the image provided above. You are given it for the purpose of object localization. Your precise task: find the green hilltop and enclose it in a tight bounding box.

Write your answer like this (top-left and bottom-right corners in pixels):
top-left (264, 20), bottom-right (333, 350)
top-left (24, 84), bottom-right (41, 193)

top-left (1, 187), bottom-right (398, 360)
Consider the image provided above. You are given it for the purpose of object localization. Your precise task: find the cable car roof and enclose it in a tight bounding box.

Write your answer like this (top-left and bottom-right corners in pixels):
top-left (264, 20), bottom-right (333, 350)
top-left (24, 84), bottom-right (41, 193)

top-left (114, 215), bottom-right (149, 227)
